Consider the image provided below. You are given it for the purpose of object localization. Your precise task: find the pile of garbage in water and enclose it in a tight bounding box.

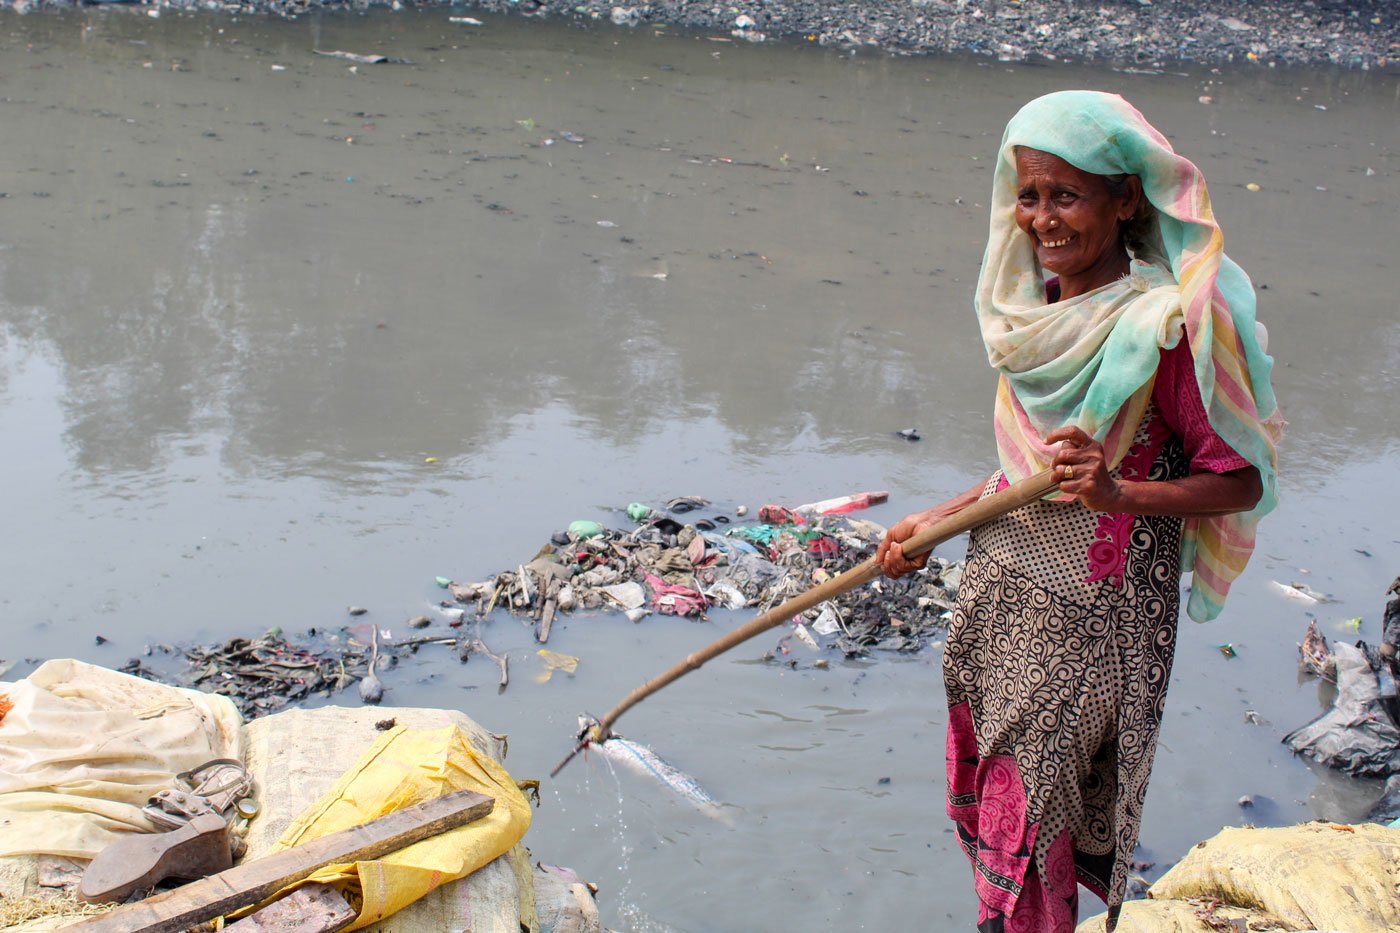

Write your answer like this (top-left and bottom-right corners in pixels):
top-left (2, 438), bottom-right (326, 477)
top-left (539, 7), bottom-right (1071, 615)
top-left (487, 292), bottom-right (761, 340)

top-left (442, 494), bottom-right (962, 659)
top-left (119, 493), bottom-right (962, 717)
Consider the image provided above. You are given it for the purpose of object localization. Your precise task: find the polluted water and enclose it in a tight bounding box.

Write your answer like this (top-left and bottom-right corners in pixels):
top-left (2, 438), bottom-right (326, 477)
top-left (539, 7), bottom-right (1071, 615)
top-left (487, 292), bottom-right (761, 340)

top-left (555, 745), bottom-right (662, 930)
top-left (0, 6), bottom-right (1397, 932)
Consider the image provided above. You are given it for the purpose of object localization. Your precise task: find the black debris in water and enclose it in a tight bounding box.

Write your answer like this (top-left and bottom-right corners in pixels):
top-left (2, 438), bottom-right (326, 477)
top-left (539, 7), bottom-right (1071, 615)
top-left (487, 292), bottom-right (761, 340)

top-left (119, 625), bottom-right (464, 719)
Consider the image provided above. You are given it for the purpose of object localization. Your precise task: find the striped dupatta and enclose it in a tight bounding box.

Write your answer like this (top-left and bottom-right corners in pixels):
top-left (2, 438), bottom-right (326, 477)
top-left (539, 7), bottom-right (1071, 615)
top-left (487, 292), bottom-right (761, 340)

top-left (975, 91), bottom-right (1283, 622)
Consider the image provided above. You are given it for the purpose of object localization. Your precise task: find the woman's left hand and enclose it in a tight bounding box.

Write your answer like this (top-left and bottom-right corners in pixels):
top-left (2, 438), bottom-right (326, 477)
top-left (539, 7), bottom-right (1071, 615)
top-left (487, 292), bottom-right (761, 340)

top-left (1045, 426), bottom-right (1126, 513)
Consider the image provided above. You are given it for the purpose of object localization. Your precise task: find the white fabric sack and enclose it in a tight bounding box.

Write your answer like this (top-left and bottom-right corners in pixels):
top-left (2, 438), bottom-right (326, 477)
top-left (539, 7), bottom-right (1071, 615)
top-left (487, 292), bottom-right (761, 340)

top-left (0, 659), bottom-right (243, 858)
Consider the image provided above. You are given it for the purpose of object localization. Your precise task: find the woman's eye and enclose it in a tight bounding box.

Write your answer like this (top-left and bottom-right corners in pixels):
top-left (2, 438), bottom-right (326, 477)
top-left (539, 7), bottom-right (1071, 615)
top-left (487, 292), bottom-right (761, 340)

top-left (1054, 192), bottom-right (1077, 204)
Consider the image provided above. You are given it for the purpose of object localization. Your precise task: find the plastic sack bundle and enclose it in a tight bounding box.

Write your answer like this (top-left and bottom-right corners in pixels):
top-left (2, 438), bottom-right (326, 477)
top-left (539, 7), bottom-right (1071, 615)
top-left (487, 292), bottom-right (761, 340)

top-left (1079, 822), bottom-right (1400, 932)
top-left (1283, 642), bottom-right (1400, 778)
top-left (240, 705), bottom-right (545, 933)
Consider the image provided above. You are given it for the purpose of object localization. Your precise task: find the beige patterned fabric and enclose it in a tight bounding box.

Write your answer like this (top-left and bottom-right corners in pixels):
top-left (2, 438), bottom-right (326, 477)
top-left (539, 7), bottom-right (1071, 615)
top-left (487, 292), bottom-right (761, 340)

top-left (945, 405), bottom-right (1189, 924)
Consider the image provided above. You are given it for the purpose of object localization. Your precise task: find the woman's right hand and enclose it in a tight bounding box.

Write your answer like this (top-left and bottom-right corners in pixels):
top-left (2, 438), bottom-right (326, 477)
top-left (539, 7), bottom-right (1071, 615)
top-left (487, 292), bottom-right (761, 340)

top-left (876, 499), bottom-right (968, 579)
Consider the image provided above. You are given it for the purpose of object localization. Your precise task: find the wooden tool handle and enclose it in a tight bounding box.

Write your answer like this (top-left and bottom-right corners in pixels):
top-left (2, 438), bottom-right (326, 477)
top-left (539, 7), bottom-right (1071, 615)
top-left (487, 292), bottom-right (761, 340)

top-left (59, 790), bottom-right (494, 933)
top-left (556, 468), bottom-right (1057, 770)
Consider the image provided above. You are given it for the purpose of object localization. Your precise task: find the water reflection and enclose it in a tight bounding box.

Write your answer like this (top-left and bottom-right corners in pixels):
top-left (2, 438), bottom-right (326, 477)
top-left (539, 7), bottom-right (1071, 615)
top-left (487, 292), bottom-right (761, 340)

top-left (3, 12), bottom-right (1395, 490)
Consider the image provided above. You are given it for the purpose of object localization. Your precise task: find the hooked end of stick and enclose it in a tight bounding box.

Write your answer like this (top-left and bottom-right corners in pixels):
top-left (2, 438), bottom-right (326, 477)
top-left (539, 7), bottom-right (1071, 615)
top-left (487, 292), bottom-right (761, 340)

top-left (549, 716), bottom-right (613, 779)
top-left (576, 713), bottom-right (612, 747)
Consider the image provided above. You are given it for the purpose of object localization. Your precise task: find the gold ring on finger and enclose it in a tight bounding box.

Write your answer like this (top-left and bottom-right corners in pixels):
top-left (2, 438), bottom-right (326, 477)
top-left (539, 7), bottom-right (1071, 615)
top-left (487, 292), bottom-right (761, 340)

top-left (1063, 464), bottom-right (1074, 480)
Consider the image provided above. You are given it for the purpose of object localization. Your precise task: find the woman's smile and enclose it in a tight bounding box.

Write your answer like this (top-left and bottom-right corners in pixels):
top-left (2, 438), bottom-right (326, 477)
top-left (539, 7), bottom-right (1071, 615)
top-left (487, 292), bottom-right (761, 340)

top-left (1013, 148), bottom-right (1141, 299)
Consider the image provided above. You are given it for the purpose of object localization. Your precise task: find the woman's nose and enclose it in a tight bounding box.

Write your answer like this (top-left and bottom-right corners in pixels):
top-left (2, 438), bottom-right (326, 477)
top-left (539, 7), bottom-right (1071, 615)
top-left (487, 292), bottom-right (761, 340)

top-left (1032, 203), bottom-right (1058, 231)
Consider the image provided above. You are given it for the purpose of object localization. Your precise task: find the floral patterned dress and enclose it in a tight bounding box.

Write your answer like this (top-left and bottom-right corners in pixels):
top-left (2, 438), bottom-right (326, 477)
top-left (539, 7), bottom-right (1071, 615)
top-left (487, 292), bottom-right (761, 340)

top-left (945, 342), bottom-right (1249, 933)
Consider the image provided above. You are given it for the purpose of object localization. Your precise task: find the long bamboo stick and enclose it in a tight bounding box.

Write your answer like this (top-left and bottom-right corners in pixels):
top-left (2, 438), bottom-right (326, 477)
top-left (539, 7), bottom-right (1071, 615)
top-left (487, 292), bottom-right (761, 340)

top-left (550, 468), bottom-right (1058, 777)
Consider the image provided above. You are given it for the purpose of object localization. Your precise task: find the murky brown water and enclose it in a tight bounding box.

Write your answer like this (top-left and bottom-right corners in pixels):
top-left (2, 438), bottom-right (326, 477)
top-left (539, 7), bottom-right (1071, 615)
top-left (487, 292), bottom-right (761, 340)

top-left (1, 8), bottom-right (1397, 929)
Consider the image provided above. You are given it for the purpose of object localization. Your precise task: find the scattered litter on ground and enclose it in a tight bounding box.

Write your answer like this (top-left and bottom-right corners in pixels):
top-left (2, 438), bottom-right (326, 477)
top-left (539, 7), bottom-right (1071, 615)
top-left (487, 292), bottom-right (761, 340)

top-left (0, 893), bottom-right (115, 928)
top-left (795, 490), bottom-right (888, 515)
top-left (536, 649), bottom-right (579, 683)
top-left (313, 49), bottom-right (413, 64)
top-left (358, 625), bottom-right (385, 704)
top-left (1299, 618), bottom-right (1336, 681)
top-left (1270, 579), bottom-right (1332, 603)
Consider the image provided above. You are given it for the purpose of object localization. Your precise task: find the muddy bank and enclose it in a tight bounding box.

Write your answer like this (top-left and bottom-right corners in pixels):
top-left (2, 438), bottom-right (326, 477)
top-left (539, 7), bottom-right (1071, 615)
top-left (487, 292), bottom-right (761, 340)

top-left (473, 0), bottom-right (1399, 70)
top-left (13, 0), bottom-right (1398, 69)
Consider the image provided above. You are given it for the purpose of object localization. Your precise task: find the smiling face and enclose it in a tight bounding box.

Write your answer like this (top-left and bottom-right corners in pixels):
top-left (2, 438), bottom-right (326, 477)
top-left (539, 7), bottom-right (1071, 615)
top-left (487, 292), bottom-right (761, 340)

top-left (1013, 148), bottom-right (1142, 299)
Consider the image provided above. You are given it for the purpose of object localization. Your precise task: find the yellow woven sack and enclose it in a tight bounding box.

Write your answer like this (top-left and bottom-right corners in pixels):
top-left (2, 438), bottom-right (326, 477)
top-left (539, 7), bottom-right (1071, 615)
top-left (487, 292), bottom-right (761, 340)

top-left (1148, 822), bottom-right (1400, 931)
top-left (260, 724), bottom-right (532, 931)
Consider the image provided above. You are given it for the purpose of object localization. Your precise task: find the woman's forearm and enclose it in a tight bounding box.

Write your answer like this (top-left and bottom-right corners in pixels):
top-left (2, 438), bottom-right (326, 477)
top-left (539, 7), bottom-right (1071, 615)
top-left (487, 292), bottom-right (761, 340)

top-left (1048, 426), bottom-right (1262, 519)
top-left (1109, 467), bottom-right (1262, 519)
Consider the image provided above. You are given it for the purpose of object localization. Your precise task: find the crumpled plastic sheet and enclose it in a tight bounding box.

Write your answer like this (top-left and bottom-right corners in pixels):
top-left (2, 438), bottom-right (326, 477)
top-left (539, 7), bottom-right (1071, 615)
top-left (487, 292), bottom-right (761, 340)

top-left (1283, 641), bottom-right (1400, 778)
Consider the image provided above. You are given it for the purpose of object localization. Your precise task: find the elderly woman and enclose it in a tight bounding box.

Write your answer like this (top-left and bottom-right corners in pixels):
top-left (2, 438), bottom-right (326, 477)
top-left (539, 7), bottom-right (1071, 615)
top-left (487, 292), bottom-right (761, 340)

top-left (877, 92), bottom-right (1282, 932)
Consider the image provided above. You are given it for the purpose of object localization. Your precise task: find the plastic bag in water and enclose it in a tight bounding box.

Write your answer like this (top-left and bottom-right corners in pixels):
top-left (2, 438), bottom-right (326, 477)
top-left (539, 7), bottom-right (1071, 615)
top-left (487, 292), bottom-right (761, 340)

top-left (1283, 641), bottom-right (1400, 778)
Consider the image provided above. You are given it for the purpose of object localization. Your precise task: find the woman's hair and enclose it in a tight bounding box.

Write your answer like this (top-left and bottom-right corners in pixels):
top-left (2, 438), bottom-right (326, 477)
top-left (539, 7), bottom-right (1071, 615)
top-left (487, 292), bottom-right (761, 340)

top-left (1103, 173), bottom-right (1159, 257)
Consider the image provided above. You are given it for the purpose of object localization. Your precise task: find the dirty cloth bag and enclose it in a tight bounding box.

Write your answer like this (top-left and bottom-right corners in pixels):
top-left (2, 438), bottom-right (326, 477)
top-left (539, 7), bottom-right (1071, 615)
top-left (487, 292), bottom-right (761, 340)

top-left (1283, 641), bottom-right (1400, 777)
top-left (0, 659), bottom-right (243, 858)
top-left (1143, 822), bottom-right (1400, 932)
top-left (246, 721), bottom-right (532, 932)
top-left (1075, 898), bottom-right (1276, 933)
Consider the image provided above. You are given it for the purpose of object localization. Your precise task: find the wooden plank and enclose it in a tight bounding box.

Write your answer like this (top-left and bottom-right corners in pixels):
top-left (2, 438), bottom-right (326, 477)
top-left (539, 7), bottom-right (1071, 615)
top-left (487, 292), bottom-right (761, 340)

top-left (57, 790), bottom-right (493, 933)
top-left (221, 883), bottom-right (356, 933)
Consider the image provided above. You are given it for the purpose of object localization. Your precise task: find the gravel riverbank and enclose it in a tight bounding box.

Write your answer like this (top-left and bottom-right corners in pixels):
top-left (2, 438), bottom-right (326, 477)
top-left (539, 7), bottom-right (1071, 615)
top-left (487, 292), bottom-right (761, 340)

top-left (15, 0), bottom-right (1397, 70)
top-left (469, 0), bottom-right (1399, 70)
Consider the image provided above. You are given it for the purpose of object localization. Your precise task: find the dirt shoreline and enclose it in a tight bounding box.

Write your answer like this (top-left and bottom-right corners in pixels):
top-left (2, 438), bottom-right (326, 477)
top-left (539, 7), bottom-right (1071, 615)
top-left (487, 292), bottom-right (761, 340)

top-left (15, 0), bottom-right (1398, 70)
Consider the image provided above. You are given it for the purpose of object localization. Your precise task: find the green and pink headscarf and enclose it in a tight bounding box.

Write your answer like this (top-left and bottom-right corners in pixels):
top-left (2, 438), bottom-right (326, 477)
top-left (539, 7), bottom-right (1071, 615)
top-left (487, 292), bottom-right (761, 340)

top-left (976, 90), bottom-right (1283, 622)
